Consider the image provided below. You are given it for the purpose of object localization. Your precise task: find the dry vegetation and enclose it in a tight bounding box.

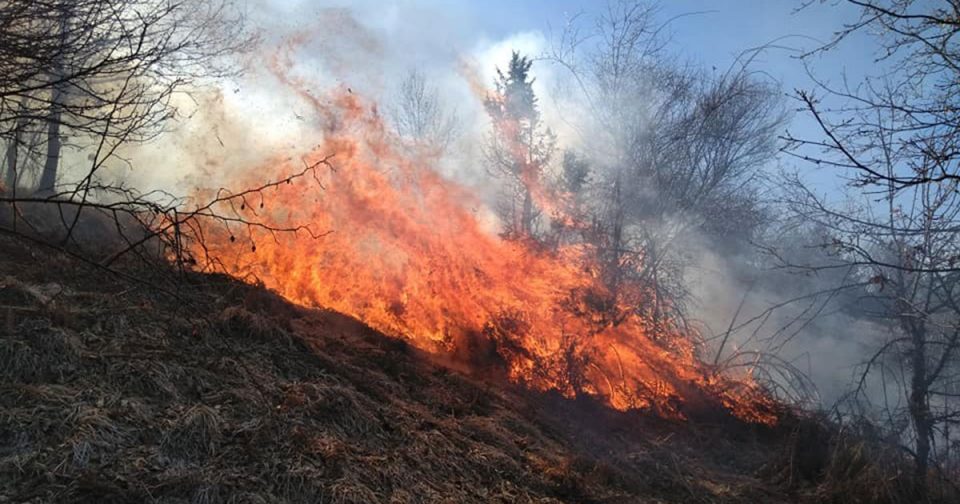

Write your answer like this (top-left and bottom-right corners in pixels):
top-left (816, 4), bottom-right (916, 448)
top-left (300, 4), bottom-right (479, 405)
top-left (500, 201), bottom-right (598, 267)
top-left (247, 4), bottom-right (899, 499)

top-left (2, 233), bottom-right (953, 503)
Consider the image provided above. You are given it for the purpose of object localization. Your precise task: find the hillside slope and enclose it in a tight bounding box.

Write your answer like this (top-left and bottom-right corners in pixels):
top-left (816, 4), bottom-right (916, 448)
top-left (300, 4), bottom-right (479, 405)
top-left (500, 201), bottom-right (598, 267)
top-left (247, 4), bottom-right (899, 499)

top-left (0, 236), bottom-right (796, 503)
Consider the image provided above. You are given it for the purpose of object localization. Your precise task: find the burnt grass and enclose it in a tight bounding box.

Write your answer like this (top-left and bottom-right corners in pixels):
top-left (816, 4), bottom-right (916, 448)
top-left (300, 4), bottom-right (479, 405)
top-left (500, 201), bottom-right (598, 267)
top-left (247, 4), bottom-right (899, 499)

top-left (0, 235), bottom-right (887, 504)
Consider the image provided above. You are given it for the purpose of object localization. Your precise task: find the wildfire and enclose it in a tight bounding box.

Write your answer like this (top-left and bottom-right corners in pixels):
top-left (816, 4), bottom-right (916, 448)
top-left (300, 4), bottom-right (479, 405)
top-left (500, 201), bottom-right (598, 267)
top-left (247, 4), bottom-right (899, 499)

top-left (193, 45), bottom-right (779, 425)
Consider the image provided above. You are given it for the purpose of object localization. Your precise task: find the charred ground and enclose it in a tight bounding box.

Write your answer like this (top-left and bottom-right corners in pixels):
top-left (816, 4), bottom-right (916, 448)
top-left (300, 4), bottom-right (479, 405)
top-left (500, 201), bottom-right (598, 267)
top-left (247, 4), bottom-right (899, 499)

top-left (0, 236), bottom-right (926, 503)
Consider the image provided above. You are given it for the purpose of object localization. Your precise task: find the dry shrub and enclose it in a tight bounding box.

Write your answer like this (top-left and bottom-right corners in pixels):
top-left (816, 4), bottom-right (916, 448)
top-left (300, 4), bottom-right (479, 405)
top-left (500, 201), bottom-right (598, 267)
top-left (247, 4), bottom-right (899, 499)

top-left (763, 413), bottom-right (833, 487)
top-left (65, 404), bottom-right (130, 469)
top-left (0, 319), bottom-right (80, 383)
top-left (387, 489), bottom-right (415, 504)
top-left (467, 444), bottom-right (524, 484)
top-left (460, 415), bottom-right (524, 459)
top-left (217, 305), bottom-right (288, 344)
top-left (764, 414), bottom-right (950, 503)
top-left (191, 483), bottom-right (223, 504)
top-left (275, 465), bottom-right (326, 502)
top-left (307, 432), bottom-right (347, 462)
top-left (161, 405), bottom-right (222, 463)
top-left (805, 432), bottom-right (913, 504)
top-left (109, 359), bottom-right (184, 399)
top-left (307, 384), bottom-right (385, 440)
top-left (225, 492), bottom-right (269, 504)
top-left (0, 338), bottom-right (40, 383)
top-left (0, 413), bottom-right (34, 465)
top-left (327, 476), bottom-right (381, 504)
top-left (216, 385), bottom-right (266, 410)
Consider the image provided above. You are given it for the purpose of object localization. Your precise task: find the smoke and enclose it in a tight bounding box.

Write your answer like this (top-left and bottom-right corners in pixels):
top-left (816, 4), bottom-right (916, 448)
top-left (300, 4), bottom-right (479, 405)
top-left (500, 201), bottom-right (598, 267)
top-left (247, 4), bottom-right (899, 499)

top-left (688, 241), bottom-right (890, 406)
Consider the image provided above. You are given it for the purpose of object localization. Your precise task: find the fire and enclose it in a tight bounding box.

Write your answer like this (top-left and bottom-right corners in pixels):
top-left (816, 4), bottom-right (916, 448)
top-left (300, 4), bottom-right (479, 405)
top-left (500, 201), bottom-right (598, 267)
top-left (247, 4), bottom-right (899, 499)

top-left (193, 47), bottom-right (779, 425)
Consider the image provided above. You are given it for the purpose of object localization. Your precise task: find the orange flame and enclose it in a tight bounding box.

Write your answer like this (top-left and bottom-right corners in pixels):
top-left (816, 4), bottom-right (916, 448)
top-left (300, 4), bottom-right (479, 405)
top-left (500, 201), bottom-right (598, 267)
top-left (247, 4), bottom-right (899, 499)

top-left (194, 45), bottom-right (778, 425)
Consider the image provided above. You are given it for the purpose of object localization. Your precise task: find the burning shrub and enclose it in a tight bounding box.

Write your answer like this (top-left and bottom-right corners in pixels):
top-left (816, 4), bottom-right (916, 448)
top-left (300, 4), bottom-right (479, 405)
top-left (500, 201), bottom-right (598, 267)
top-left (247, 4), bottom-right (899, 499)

top-left (480, 310), bottom-right (535, 373)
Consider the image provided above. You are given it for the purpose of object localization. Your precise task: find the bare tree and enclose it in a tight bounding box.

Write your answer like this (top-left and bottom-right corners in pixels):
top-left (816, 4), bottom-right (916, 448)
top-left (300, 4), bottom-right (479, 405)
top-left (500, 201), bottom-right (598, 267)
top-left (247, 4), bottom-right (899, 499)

top-left (781, 0), bottom-right (960, 497)
top-left (388, 68), bottom-right (459, 155)
top-left (775, 168), bottom-right (960, 500)
top-left (786, 0), bottom-right (960, 194)
top-left (545, 0), bottom-right (787, 339)
top-left (0, 1), bottom-right (331, 295)
top-left (0, 0), bottom-right (252, 194)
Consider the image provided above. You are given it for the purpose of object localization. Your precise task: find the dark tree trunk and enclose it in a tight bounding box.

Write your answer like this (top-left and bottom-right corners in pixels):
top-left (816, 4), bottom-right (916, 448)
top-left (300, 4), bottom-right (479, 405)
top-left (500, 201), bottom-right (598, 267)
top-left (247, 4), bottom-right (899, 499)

top-left (606, 175), bottom-right (624, 294)
top-left (521, 188), bottom-right (533, 237)
top-left (37, 8), bottom-right (69, 195)
top-left (38, 89), bottom-right (63, 194)
top-left (908, 321), bottom-right (931, 501)
top-left (3, 118), bottom-right (20, 190)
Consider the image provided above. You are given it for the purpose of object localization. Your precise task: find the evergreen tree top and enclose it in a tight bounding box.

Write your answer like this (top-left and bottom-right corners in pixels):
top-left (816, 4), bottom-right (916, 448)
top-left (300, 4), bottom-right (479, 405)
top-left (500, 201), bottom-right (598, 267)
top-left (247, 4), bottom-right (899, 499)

top-left (487, 51), bottom-right (539, 123)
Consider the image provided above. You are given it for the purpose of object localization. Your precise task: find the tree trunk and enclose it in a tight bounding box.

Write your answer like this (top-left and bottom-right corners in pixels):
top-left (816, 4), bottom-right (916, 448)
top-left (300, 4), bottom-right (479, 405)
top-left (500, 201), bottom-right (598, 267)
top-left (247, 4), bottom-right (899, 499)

top-left (606, 175), bottom-right (624, 294)
top-left (3, 126), bottom-right (19, 191)
top-left (3, 101), bottom-right (26, 191)
top-left (521, 188), bottom-right (533, 237)
top-left (37, 90), bottom-right (63, 194)
top-left (908, 322), bottom-right (931, 501)
top-left (37, 8), bottom-right (69, 195)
